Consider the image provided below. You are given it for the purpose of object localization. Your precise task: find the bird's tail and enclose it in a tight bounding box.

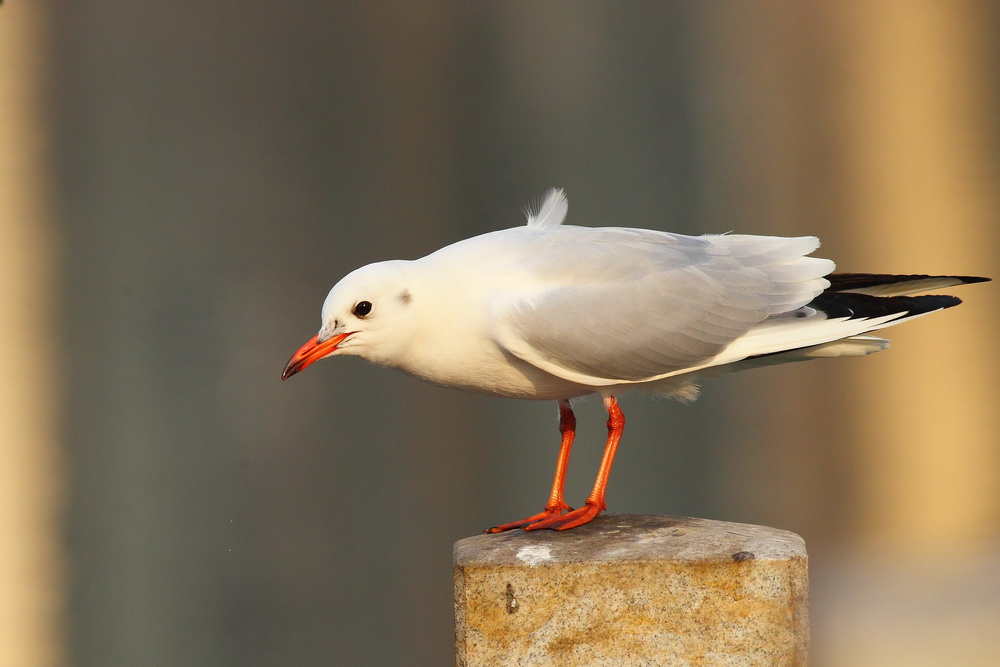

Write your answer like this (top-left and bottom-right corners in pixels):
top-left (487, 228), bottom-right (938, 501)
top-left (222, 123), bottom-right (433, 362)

top-left (707, 272), bottom-right (989, 368)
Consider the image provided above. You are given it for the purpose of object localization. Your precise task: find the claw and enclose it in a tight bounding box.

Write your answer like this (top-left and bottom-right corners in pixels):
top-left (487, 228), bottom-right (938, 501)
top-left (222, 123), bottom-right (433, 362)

top-left (485, 503), bottom-right (573, 533)
top-left (523, 500), bottom-right (603, 531)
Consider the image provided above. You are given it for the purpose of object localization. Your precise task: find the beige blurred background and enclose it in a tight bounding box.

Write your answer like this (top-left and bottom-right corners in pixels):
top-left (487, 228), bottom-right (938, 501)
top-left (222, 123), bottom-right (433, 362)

top-left (2, 1), bottom-right (998, 665)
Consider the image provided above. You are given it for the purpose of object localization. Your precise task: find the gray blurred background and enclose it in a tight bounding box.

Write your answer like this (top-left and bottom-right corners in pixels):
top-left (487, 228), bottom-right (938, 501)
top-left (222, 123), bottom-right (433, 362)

top-left (2, 2), bottom-right (999, 665)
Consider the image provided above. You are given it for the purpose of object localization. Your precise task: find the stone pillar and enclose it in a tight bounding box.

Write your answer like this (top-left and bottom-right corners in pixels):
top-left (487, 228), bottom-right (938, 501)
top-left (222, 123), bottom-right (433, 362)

top-left (454, 514), bottom-right (808, 666)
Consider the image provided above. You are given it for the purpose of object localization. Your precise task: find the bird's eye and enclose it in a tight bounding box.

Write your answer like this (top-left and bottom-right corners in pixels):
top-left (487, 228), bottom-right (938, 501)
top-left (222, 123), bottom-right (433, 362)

top-left (353, 301), bottom-right (373, 317)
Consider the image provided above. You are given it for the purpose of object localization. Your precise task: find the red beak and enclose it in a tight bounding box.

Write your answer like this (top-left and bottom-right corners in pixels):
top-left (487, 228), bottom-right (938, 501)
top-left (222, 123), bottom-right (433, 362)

top-left (281, 332), bottom-right (353, 380)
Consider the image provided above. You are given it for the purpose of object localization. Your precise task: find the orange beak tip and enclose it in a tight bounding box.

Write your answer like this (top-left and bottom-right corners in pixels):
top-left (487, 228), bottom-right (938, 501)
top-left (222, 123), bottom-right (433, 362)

top-left (280, 332), bottom-right (352, 382)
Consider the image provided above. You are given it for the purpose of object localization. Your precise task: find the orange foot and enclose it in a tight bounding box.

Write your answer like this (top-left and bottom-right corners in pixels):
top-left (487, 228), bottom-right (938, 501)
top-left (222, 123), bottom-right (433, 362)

top-left (484, 502), bottom-right (574, 533)
top-left (524, 500), bottom-right (604, 531)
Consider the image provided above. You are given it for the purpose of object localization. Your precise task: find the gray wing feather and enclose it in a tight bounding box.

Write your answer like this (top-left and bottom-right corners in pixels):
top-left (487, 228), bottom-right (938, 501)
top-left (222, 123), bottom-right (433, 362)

top-left (494, 227), bottom-right (834, 384)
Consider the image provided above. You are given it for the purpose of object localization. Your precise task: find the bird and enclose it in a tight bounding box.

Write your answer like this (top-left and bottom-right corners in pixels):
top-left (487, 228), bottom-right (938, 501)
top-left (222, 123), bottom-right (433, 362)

top-left (282, 188), bottom-right (989, 532)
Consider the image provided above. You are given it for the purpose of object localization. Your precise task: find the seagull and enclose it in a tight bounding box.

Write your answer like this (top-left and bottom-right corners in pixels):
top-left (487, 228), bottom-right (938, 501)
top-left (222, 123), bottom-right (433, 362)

top-left (282, 189), bottom-right (989, 532)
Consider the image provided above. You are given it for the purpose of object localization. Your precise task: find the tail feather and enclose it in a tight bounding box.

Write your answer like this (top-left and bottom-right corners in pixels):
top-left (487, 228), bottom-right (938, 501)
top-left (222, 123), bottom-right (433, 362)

top-left (678, 269), bottom-right (988, 378)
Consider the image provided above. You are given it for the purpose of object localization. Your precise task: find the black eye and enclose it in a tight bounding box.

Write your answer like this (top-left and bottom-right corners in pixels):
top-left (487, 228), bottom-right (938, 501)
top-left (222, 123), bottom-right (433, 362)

top-left (353, 300), bottom-right (372, 317)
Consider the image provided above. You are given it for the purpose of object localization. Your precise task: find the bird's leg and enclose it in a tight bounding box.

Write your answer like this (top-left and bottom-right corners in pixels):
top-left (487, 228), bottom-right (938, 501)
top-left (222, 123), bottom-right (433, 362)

top-left (484, 400), bottom-right (577, 533)
top-left (525, 396), bottom-right (624, 531)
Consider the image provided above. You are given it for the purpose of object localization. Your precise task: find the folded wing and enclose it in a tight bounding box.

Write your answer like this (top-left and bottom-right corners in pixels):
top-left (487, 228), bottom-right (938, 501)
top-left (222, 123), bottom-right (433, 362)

top-left (494, 229), bottom-right (834, 385)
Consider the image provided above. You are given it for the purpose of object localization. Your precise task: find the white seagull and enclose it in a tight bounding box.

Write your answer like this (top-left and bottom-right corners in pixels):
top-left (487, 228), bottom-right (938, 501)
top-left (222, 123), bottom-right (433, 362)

top-left (282, 189), bottom-right (988, 531)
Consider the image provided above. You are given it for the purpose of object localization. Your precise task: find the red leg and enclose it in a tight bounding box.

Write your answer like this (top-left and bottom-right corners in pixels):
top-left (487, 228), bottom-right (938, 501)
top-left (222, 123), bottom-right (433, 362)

top-left (525, 396), bottom-right (625, 531)
top-left (485, 400), bottom-right (577, 533)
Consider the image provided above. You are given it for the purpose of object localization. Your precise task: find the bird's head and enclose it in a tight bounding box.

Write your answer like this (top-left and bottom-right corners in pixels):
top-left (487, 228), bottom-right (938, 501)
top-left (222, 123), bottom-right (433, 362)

top-left (282, 260), bottom-right (417, 380)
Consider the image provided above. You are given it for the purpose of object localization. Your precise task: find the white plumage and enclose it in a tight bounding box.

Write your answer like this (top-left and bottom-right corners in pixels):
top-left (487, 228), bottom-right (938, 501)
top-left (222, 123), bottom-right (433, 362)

top-left (283, 188), bottom-right (987, 531)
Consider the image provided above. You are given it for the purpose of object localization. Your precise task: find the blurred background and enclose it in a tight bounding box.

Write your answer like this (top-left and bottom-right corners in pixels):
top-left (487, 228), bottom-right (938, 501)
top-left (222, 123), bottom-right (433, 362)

top-left (2, 1), bottom-right (998, 665)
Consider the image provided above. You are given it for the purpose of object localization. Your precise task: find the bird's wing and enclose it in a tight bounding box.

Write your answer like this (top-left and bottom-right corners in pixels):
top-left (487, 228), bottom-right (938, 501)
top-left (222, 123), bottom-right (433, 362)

top-left (825, 272), bottom-right (989, 296)
top-left (492, 228), bottom-right (834, 386)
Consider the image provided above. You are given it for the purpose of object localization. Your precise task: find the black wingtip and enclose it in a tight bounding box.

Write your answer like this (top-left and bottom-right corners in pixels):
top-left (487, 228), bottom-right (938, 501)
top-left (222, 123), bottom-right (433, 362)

top-left (827, 273), bottom-right (990, 293)
top-left (808, 292), bottom-right (964, 320)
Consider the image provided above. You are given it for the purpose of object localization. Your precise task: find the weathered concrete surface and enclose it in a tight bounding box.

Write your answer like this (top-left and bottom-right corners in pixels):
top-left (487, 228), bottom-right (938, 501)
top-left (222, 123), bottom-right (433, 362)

top-left (454, 514), bottom-right (808, 666)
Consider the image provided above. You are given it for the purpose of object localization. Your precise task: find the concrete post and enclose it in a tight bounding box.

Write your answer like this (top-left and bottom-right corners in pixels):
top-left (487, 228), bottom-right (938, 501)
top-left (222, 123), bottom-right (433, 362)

top-left (454, 514), bottom-right (808, 666)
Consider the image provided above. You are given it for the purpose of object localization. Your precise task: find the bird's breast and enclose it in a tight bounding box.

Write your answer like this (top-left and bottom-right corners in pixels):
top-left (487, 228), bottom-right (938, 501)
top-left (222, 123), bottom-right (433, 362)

top-left (394, 242), bottom-right (595, 399)
top-left (393, 323), bottom-right (588, 400)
